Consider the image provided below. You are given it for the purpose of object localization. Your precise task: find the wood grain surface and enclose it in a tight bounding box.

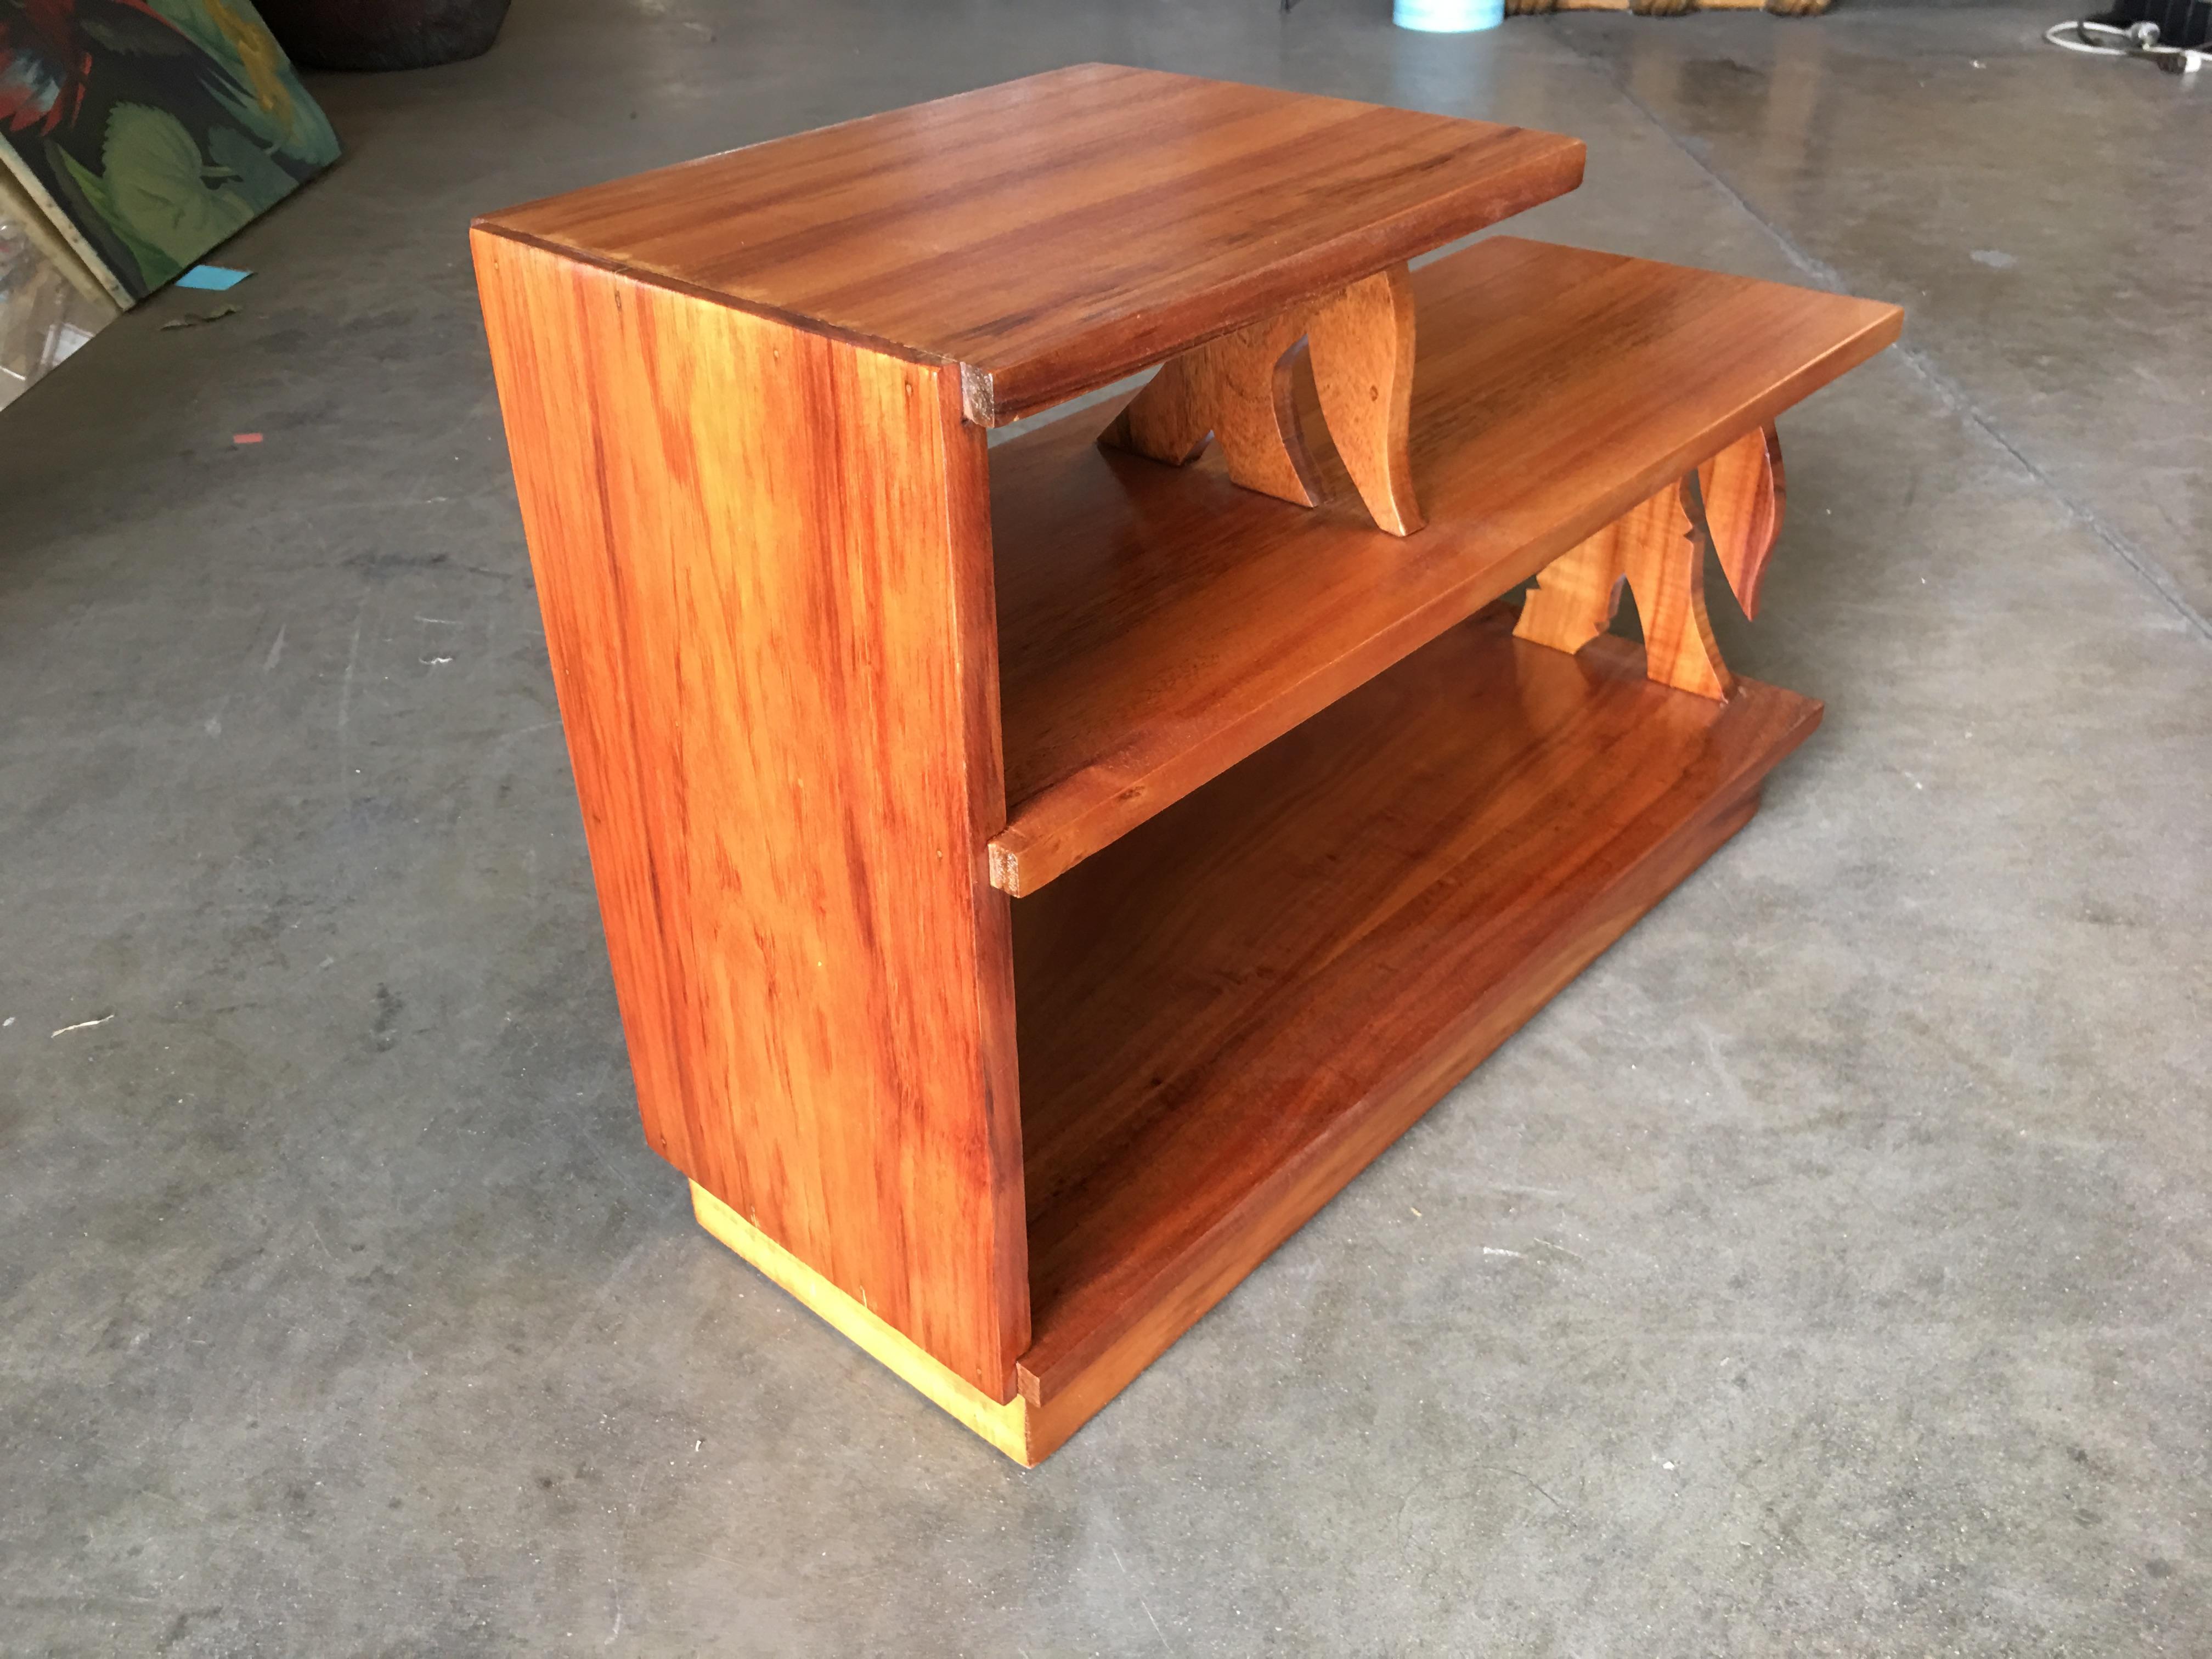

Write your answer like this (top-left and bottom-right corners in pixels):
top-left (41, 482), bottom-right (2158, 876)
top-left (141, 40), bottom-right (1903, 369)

top-left (1307, 263), bottom-right (1423, 535)
top-left (474, 65), bottom-right (1585, 425)
top-left (1009, 606), bottom-right (1824, 1413)
top-left (1700, 421), bottom-right (1786, 620)
top-left (1101, 302), bottom-right (1323, 507)
top-left (1516, 421), bottom-right (1786, 696)
top-left (1515, 477), bottom-right (1734, 699)
top-left (988, 236), bottom-right (1899, 895)
top-left (1099, 262), bottom-right (1423, 534)
top-left (473, 227), bottom-right (1028, 1400)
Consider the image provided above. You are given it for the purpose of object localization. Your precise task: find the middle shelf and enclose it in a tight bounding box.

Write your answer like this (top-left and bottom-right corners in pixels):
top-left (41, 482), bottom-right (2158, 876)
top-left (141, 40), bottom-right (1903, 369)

top-left (987, 235), bottom-right (1900, 896)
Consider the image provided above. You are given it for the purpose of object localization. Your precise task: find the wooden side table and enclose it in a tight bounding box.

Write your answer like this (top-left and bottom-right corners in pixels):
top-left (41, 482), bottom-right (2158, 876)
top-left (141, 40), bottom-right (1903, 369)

top-left (473, 65), bottom-right (1899, 1464)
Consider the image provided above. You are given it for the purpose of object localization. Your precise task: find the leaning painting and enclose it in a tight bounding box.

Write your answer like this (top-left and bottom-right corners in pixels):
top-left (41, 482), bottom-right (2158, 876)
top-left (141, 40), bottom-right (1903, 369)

top-left (1, 163), bottom-right (117, 410)
top-left (0, 0), bottom-right (340, 307)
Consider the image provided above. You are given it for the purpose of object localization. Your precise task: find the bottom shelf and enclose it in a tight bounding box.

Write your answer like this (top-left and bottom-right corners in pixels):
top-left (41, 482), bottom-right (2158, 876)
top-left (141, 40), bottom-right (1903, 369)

top-left (1009, 606), bottom-right (1822, 1450)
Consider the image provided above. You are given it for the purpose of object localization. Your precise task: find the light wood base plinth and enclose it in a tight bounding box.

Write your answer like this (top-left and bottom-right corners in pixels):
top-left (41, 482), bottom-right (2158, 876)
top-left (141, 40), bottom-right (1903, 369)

top-left (690, 1181), bottom-right (1047, 1464)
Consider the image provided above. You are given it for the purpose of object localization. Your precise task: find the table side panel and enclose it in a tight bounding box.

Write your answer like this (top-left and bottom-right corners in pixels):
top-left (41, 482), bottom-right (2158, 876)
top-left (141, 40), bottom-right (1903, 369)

top-left (472, 228), bottom-right (1027, 1398)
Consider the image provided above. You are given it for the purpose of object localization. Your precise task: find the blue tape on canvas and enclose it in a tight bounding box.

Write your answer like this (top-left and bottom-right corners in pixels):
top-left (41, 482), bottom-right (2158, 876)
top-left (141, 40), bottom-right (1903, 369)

top-left (176, 266), bottom-right (252, 291)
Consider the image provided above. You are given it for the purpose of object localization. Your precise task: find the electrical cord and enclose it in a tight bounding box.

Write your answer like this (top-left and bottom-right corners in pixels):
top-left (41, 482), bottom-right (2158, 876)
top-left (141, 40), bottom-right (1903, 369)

top-left (2045, 16), bottom-right (2209, 72)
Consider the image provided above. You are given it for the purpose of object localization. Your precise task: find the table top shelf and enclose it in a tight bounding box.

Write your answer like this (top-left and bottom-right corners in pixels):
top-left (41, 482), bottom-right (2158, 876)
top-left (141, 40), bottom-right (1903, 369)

top-left (472, 65), bottom-right (1584, 425)
top-left (986, 236), bottom-right (1902, 896)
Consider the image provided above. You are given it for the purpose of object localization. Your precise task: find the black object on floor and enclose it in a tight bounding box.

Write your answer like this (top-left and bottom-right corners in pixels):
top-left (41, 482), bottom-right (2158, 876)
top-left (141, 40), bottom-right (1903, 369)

top-left (256, 0), bottom-right (514, 70)
top-left (2091, 0), bottom-right (2211, 47)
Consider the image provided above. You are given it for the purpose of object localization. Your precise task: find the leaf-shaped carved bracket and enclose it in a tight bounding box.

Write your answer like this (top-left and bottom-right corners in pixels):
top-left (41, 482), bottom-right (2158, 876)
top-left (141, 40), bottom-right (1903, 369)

top-left (1098, 264), bottom-right (1423, 537)
top-left (1514, 422), bottom-right (1786, 700)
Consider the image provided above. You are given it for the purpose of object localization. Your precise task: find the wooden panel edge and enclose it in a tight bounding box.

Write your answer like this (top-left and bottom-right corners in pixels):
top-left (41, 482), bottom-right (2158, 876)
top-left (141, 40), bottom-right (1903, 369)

top-left (934, 365), bottom-right (1035, 1383)
top-left (691, 1182), bottom-right (1040, 1466)
top-left (469, 221), bottom-right (951, 372)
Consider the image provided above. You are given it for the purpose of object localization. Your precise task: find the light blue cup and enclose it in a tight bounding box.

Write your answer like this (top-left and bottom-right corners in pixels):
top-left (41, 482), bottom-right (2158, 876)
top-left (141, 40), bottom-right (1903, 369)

top-left (1395, 0), bottom-right (1505, 30)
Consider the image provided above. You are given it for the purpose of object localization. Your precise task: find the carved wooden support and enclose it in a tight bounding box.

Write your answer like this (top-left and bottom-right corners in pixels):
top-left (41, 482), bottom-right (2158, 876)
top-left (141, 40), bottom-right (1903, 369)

top-left (1514, 422), bottom-right (1784, 701)
top-left (1101, 306), bottom-right (1322, 507)
top-left (1309, 266), bottom-right (1422, 536)
top-left (1099, 264), bottom-right (1424, 536)
top-left (1698, 419), bottom-right (1785, 619)
top-left (1515, 475), bottom-right (1734, 700)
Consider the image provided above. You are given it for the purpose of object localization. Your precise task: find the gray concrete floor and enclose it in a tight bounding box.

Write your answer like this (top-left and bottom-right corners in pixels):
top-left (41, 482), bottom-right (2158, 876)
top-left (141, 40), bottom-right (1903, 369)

top-left (3, 2), bottom-right (2206, 1652)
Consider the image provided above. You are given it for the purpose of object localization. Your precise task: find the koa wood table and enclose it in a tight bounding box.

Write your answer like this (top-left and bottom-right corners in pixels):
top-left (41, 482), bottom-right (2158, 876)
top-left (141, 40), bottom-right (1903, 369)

top-left (472, 65), bottom-right (1901, 1465)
